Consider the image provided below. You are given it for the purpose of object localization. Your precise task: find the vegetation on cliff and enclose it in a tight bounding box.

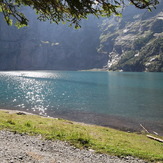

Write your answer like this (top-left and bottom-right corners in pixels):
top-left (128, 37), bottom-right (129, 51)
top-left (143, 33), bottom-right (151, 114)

top-left (98, 2), bottom-right (163, 72)
top-left (0, 1), bottom-right (162, 71)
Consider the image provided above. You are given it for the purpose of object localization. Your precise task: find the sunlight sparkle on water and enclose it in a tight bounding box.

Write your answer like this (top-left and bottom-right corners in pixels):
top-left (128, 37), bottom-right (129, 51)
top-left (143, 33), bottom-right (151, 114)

top-left (1, 71), bottom-right (61, 116)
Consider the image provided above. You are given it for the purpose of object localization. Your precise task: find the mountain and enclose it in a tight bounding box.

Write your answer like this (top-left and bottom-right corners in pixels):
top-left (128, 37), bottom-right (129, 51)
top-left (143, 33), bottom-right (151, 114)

top-left (0, 11), bottom-right (107, 70)
top-left (98, 2), bottom-right (163, 72)
top-left (0, 2), bottom-right (162, 71)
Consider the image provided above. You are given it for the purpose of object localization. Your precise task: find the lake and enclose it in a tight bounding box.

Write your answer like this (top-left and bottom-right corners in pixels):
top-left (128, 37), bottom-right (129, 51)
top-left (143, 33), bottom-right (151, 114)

top-left (0, 71), bottom-right (163, 135)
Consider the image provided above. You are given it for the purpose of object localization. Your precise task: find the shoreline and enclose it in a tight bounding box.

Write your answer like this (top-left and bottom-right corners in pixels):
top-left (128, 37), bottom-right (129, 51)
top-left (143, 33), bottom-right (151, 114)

top-left (0, 109), bottom-right (35, 115)
top-left (1, 108), bottom-right (163, 136)
top-left (0, 109), bottom-right (163, 162)
top-left (0, 108), bottom-right (139, 132)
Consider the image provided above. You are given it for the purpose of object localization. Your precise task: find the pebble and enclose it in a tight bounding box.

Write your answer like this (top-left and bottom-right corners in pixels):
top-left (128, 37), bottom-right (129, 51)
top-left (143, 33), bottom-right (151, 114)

top-left (0, 130), bottom-right (146, 163)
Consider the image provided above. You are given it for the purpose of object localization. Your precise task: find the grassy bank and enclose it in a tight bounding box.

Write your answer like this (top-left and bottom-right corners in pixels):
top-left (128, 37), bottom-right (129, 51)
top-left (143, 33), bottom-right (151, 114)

top-left (0, 110), bottom-right (162, 162)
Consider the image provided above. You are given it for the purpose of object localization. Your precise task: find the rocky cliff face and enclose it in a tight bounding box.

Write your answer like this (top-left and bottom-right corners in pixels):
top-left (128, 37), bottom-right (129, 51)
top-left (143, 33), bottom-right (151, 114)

top-left (0, 12), bottom-right (107, 70)
top-left (98, 2), bottom-right (163, 72)
top-left (0, 3), bottom-right (163, 71)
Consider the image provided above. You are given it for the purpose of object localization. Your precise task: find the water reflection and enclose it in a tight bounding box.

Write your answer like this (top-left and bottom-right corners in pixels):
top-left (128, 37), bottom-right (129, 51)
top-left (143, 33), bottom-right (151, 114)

top-left (0, 71), bottom-right (63, 116)
top-left (0, 71), bottom-right (162, 123)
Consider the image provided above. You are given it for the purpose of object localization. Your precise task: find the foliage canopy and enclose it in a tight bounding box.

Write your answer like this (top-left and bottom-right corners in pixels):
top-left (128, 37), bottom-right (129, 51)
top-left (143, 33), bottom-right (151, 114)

top-left (0, 0), bottom-right (159, 28)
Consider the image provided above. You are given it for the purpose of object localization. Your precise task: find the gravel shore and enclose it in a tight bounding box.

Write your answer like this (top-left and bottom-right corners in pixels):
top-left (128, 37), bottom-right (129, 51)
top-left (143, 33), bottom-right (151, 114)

top-left (0, 130), bottom-right (146, 163)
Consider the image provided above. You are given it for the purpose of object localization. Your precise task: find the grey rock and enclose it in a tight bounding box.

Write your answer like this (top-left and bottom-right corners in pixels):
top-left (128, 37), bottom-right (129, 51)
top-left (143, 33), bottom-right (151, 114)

top-left (0, 130), bottom-right (146, 163)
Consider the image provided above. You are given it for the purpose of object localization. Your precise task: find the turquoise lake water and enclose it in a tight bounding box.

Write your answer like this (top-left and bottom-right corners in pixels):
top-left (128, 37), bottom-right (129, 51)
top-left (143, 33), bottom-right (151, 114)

top-left (0, 71), bottom-right (163, 134)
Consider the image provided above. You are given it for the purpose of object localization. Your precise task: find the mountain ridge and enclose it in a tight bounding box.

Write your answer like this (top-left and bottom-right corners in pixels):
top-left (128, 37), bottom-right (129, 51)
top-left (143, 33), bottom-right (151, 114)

top-left (0, 3), bottom-right (162, 71)
top-left (98, 2), bottom-right (163, 72)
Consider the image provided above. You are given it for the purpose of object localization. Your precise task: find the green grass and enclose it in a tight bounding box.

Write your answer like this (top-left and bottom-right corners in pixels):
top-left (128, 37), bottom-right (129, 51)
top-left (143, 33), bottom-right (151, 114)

top-left (0, 111), bottom-right (163, 162)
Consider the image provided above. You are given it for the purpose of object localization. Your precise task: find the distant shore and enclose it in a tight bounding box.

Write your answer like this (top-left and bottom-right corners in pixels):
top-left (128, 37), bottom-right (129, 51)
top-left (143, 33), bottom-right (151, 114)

top-left (80, 68), bottom-right (108, 71)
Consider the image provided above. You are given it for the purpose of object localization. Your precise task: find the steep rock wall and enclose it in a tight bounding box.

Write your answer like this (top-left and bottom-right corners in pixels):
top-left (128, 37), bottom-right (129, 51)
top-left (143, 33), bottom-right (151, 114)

top-left (0, 12), bottom-right (107, 70)
top-left (98, 2), bottom-right (163, 72)
top-left (0, 3), bottom-right (163, 72)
